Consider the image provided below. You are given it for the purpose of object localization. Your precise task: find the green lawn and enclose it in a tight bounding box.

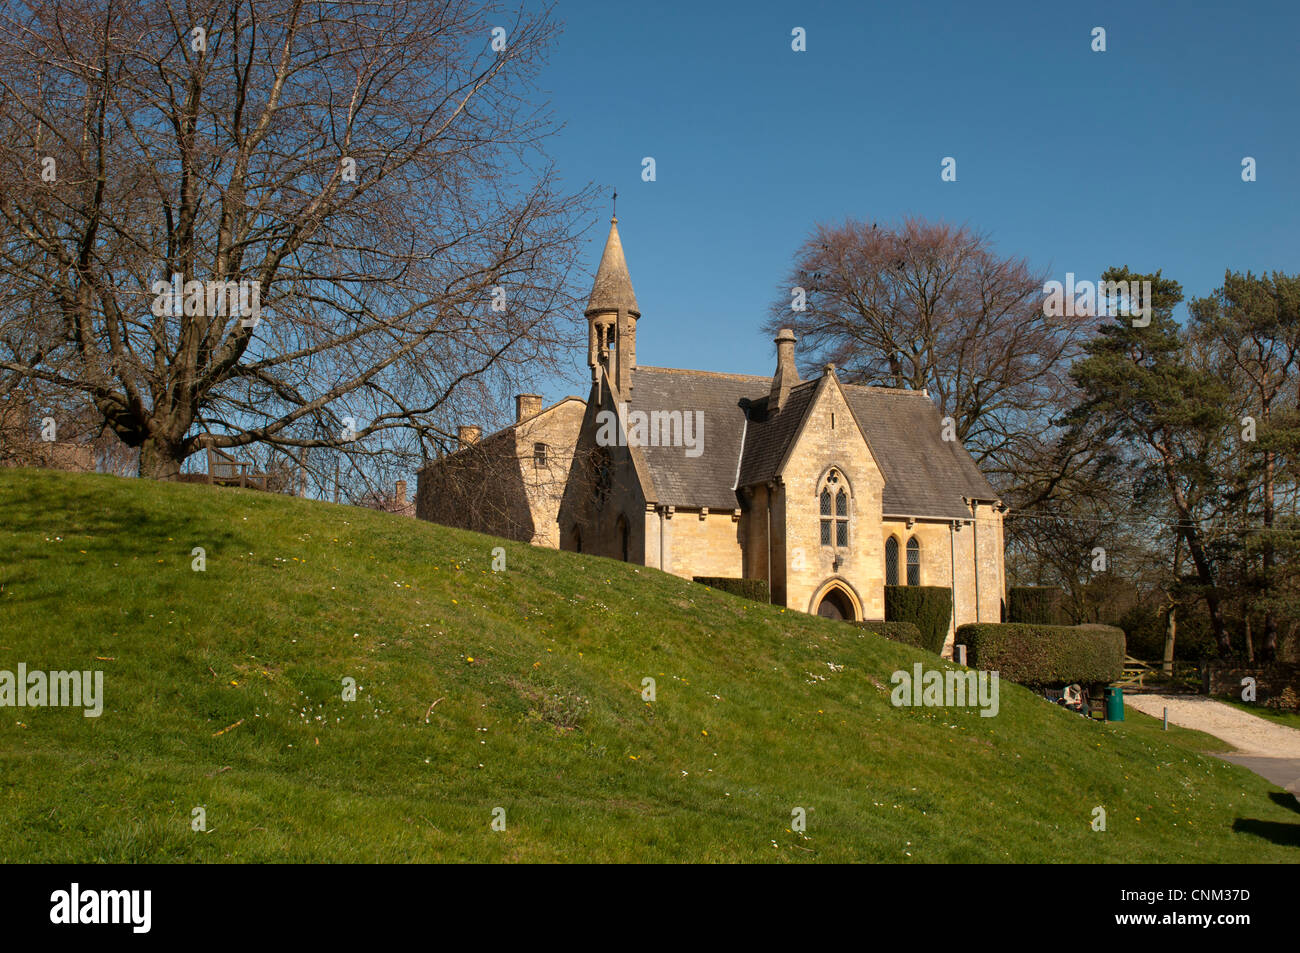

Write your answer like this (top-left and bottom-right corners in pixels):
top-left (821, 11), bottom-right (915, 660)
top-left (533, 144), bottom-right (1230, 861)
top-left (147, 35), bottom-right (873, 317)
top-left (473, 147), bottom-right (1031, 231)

top-left (1, 468), bottom-right (1296, 862)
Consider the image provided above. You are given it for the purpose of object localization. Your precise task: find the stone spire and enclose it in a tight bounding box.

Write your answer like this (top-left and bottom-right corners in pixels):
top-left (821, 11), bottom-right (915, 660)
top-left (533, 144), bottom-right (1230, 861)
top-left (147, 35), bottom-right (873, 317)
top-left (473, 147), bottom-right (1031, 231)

top-left (585, 217), bottom-right (639, 318)
top-left (585, 217), bottom-right (640, 391)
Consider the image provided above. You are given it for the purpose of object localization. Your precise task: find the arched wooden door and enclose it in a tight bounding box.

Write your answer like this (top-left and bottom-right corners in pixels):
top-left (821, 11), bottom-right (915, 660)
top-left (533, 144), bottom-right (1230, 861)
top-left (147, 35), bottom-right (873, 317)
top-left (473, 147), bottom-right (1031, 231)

top-left (816, 586), bottom-right (855, 621)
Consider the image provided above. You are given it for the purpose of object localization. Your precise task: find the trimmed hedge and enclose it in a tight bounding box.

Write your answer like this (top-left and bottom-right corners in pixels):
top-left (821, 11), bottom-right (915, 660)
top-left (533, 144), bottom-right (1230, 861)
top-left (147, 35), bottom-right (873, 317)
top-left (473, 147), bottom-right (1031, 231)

top-left (693, 577), bottom-right (769, 603)
top-left (884, 586), bottom-right (952, 655)
top-left (957, 622), bottom-right (1125, 687)
top-left (1007, 586), bottom-right (1066, 625)
top-left (855, 620), bottom-right (925, 649)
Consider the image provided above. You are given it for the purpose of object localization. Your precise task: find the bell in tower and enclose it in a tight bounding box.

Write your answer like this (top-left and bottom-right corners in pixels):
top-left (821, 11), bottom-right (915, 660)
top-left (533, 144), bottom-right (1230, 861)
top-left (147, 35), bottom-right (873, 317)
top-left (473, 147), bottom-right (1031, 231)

top-left (585, 215), bottom-right (639, 392)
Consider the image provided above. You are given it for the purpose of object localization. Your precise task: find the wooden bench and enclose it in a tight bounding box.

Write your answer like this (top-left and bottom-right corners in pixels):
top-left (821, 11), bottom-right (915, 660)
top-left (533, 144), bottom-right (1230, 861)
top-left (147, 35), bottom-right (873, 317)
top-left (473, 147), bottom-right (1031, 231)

top-left (206, 447), bottom-right (267, 490)
top-left (1086, 690), bottom-right (1107, 720)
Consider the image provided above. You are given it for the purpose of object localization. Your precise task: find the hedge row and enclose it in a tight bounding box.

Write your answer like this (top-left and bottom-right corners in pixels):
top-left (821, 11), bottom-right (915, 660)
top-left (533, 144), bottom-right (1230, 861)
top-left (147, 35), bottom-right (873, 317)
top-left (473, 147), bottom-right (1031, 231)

top-left (884, 586), bottom-right (952, 655)
top-left (855, 620), bottom-right (926, 649)
top-left (957, 622), bottom-right (1125, 687)
top-left (1006, 586), bottom-right (1066, 625)
top-left (692, 577), bottom-right (770, 603)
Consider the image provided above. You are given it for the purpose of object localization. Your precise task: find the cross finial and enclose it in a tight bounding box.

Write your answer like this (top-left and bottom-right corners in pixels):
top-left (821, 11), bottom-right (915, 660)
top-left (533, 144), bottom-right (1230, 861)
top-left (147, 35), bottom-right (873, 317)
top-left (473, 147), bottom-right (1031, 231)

top-left (612, 187), bottom-right (618, 222)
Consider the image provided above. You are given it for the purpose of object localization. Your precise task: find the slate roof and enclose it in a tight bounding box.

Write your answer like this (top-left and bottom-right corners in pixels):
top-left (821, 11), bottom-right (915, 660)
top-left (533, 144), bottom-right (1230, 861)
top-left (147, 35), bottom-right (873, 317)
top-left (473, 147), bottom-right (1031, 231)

top-left (735, 380), bottom-right (818, 488)
top-left (624, 366), bottom-right (999, 518)
top-left (624, 367), bottom-right (758, 511)
top-left (842, 386), bottom-right (1000, 518)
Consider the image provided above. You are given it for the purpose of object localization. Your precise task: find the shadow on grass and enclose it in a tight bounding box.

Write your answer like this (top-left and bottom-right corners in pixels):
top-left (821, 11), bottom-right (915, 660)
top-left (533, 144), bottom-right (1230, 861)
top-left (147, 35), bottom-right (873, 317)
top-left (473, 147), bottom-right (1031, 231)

top-left (3, 473), bottom-right (254, 548)
top-left (1231, 817), bottom-right (1300, 848)
top-left (1, 474), bottom-right (258, 615)
top-left (1268, 791), bottom-right (1300, 814)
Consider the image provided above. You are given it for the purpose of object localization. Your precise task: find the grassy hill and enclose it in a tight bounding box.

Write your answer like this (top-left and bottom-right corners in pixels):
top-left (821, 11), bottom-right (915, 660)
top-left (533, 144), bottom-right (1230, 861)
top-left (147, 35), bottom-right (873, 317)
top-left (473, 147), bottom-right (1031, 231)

top-left (1, 468), bottom-right (1296, 862)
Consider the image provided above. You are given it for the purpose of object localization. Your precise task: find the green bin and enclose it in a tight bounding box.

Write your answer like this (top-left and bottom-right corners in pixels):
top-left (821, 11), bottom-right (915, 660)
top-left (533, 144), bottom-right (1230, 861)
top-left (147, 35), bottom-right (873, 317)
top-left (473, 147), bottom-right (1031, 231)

top-left (1103, 685), bottom-right (1124, 721)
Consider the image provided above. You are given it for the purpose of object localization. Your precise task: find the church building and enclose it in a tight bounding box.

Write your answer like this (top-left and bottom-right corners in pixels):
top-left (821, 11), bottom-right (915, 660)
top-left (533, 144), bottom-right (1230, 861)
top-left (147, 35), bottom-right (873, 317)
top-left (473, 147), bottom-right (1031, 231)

top-left (417, 218), bottom-right (1007, 652)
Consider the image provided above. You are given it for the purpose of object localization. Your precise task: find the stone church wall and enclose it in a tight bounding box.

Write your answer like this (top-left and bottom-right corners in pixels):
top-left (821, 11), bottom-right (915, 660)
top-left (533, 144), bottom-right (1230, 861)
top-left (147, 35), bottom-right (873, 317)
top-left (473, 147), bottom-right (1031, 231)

top-left (660, 509), bottom-right (744, 580)
top-left (417, 398), bottom-right (584, 548)
top-left (778, 377), bottom-right (885, 620)
top-left (881, 507), bottom-right (1006, 656)
top-left (557, 377), bottom-right (649, 561)
top-left (973, 503), bottom-right (1006, 623)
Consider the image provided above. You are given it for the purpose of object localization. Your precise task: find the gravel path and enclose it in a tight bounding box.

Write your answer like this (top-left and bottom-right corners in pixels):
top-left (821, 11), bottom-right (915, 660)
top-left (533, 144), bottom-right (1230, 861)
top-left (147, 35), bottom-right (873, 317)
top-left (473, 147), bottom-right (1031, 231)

top-left (1125, 692), bottom-right (1300, 794)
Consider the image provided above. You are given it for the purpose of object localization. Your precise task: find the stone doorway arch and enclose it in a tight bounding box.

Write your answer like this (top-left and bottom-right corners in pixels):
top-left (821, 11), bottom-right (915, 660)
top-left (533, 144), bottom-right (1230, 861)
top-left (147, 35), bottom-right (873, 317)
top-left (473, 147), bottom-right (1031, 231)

top-left (810, 580), bottom-right (861, 622)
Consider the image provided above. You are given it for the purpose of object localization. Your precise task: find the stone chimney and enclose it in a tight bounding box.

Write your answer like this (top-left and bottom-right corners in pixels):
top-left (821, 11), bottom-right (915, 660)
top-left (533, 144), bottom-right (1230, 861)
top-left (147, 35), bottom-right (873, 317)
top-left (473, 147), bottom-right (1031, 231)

top-left (457, 425), bottom-right (481, 448)
top-left (770, 328), bottom-right (800, 413)
top-left (515, 394), bottom-right (543, 422)
top-left (395, 480), bottom-right (407, 503)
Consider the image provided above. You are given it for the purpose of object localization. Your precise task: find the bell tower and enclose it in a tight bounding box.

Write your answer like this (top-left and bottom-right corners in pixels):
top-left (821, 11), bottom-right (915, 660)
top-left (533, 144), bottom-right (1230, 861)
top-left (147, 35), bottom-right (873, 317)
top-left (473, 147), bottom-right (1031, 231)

top-left (585, 216), bottom-right (639, 392)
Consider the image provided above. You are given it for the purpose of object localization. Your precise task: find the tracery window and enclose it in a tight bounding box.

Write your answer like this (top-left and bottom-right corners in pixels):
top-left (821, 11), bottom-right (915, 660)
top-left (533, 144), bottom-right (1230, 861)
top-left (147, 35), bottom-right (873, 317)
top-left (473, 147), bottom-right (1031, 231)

top-left (819, 469), bottom-right (849, 549)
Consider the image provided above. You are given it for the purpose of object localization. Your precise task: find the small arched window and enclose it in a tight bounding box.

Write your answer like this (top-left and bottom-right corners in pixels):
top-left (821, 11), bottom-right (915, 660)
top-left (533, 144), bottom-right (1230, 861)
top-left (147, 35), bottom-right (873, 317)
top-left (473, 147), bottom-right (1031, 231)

top-left (885, 536), bottom-right (900, 586)
top-left (819, 469), bottom-right (849, 549)
top-left (906, 536), bottom-right (921, 586)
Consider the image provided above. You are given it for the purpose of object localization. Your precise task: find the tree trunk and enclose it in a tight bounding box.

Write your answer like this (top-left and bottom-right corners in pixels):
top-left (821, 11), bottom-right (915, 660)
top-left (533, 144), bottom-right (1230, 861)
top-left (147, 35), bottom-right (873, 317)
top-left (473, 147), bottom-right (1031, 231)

top-left (1260, 614), bottom-right (1277, 661)
top-left (1176, 515), bottom-right (1230, 653)
top-left (1204, 588), bottom-right (1229, 655)
top-left (1162, 605), bottom-right (1176, 676)
top-left (1261, 439), bottom-right (1278, 661)
top-left (1162, 463), bottom-right (1230, 653)
top-left (138, 436), bottom-right (185, 480)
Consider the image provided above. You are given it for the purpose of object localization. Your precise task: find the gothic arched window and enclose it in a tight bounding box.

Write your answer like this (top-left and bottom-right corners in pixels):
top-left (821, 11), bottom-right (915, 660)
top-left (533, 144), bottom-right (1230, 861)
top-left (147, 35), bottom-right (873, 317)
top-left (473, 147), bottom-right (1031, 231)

top-left (819, 469), bottom-right (849, 549)
top-left (885, 536), bottom-right (900, 586)
top-left (906, 536), bottom-right (921, 586)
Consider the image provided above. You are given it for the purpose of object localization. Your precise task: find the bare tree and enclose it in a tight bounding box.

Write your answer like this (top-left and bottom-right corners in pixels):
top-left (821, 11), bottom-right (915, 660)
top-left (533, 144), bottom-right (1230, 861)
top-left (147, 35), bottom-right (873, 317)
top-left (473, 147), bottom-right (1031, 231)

top-left (765, 217), bottom-right (1096, 494)
top-left (0, 0), bottom-right (591, 480)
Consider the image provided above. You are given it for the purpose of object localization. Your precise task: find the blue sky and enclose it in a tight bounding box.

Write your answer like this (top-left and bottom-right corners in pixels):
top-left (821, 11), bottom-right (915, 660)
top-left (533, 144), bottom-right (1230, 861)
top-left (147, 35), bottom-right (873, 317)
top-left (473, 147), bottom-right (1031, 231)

top-left (530, 0), bottom-right (1299, 400)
